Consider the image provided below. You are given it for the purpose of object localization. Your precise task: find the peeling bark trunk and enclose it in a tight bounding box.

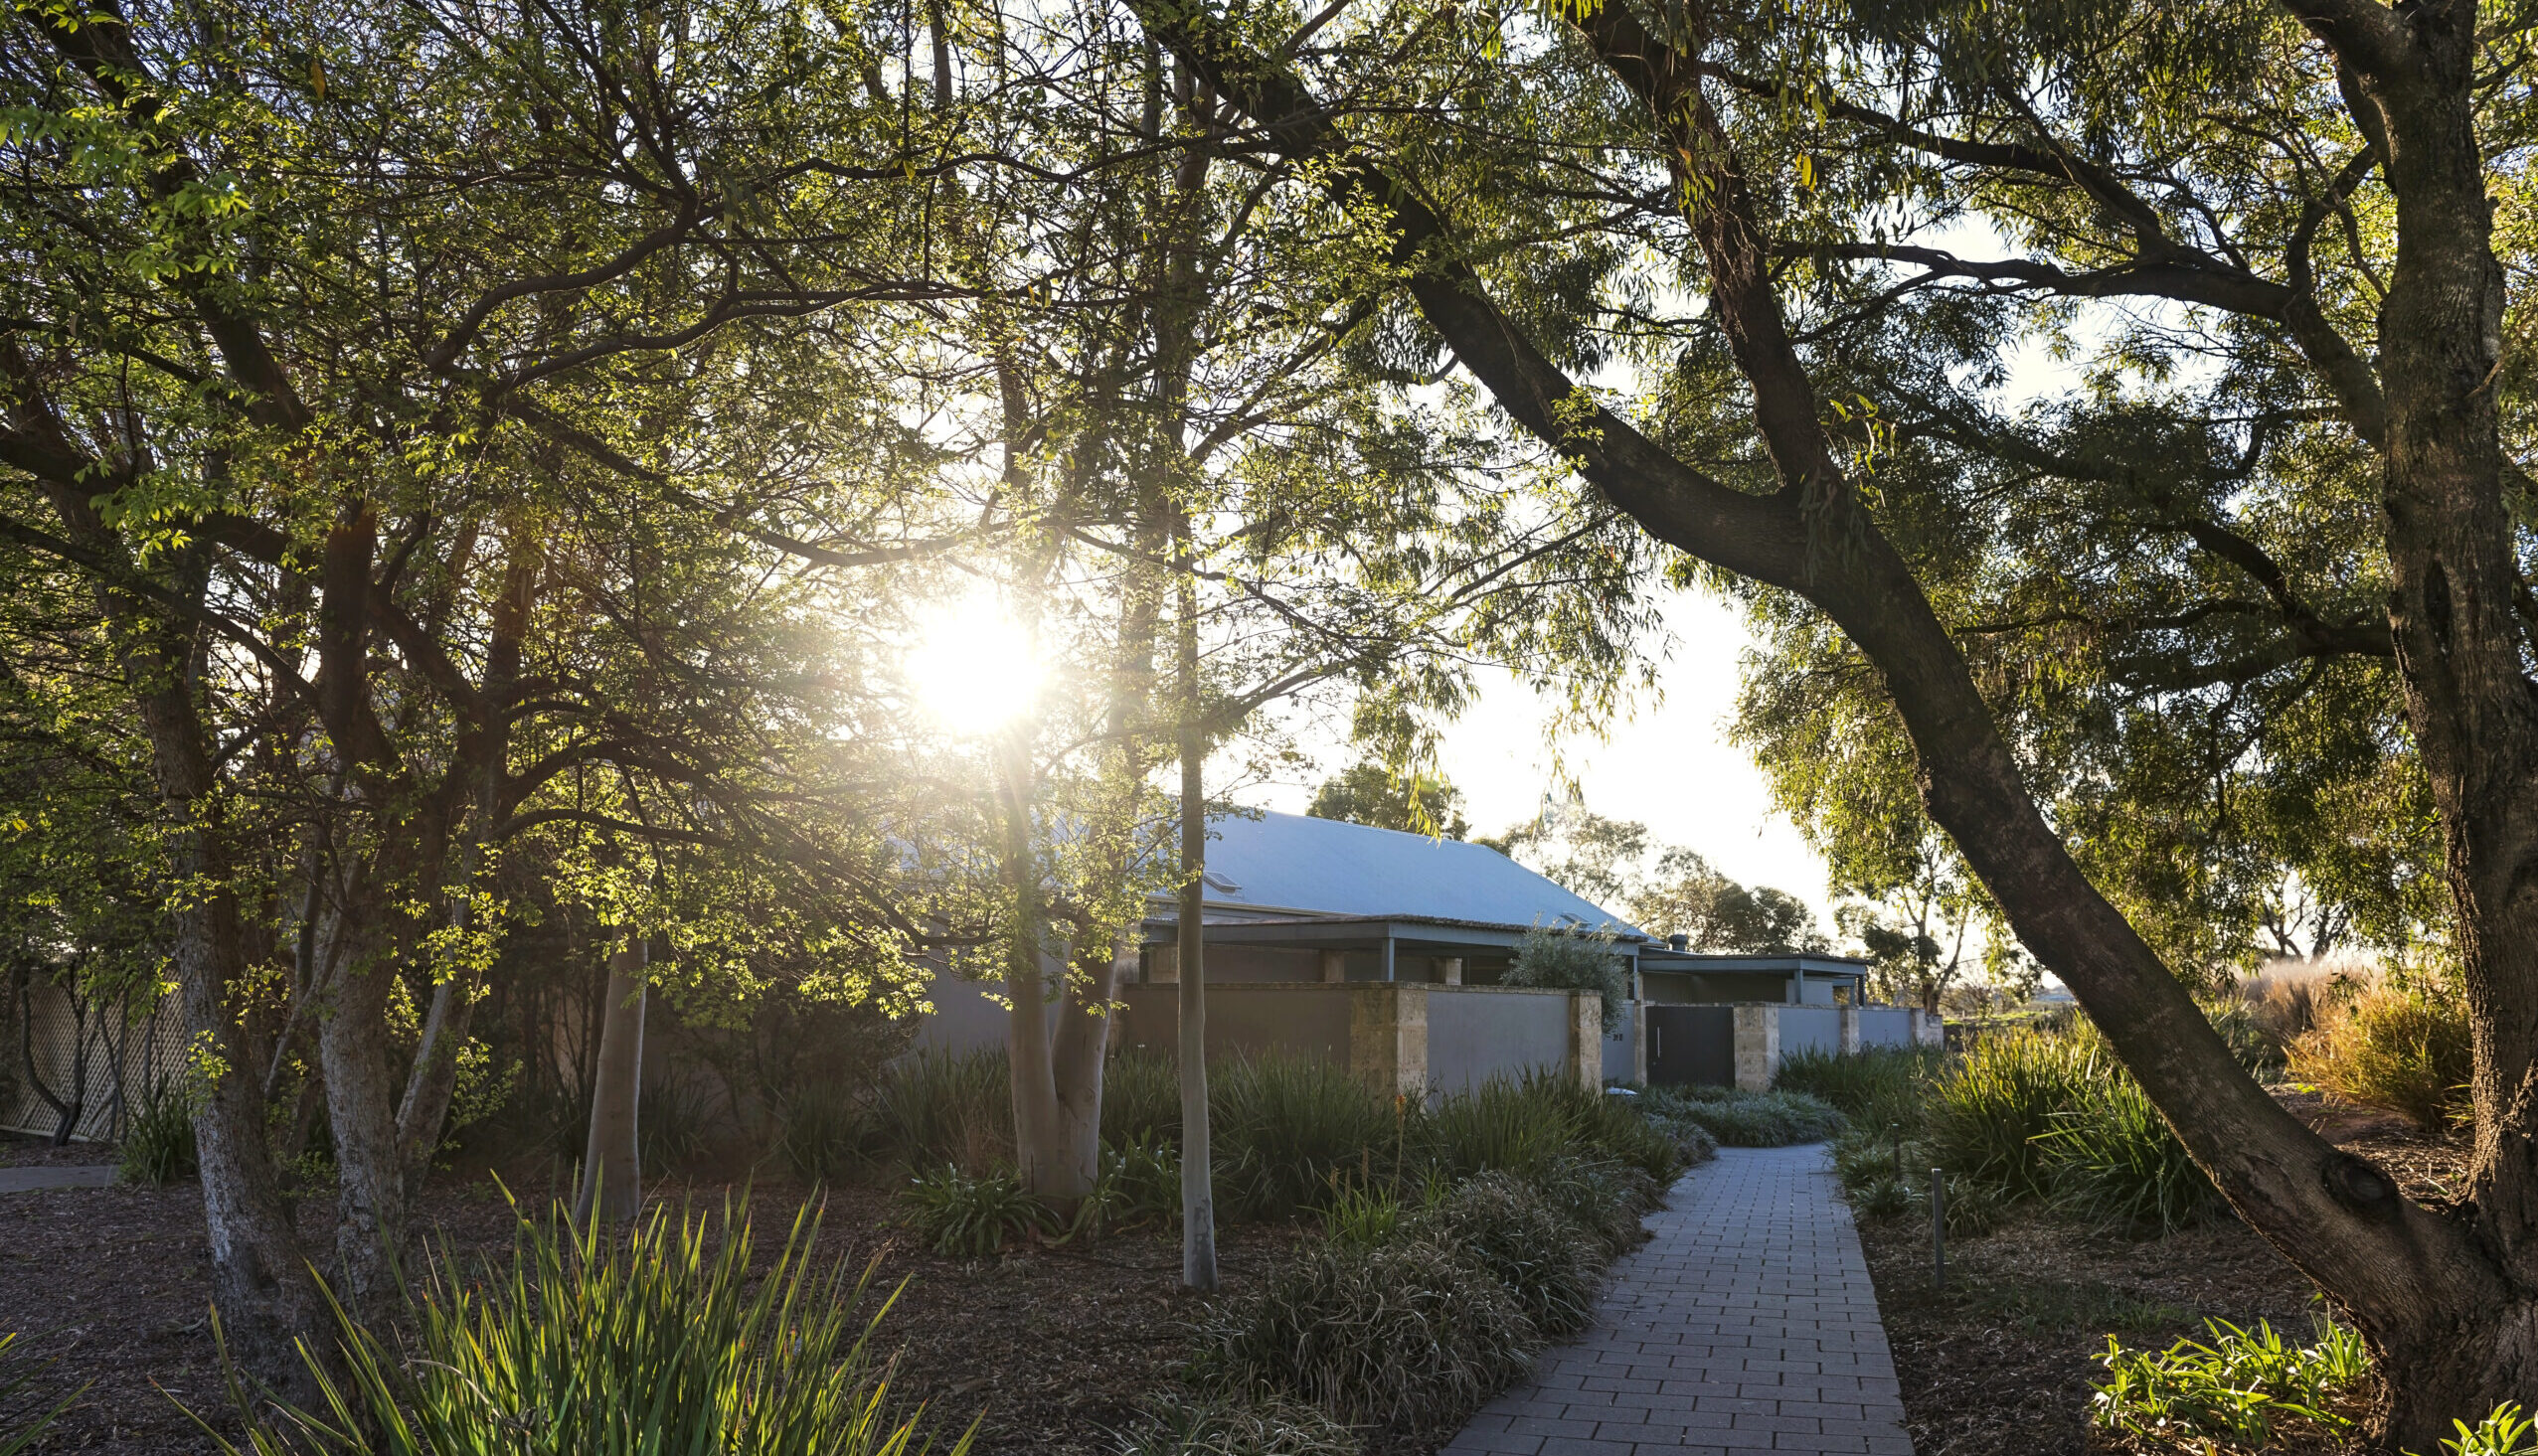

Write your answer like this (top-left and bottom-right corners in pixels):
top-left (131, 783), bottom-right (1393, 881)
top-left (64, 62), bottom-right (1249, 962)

top-left (574, 935), bottom-right (647, 1224)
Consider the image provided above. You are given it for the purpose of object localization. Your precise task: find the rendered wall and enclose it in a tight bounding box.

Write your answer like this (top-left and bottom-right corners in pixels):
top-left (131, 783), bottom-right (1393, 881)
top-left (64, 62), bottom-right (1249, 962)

top-left (1778, 1006), bottom-right (1842, 1057)
top-left (1426, 986), bottom-right (1576, 1097)
top-left (1856, 1007), bottom-right (1916, 1050)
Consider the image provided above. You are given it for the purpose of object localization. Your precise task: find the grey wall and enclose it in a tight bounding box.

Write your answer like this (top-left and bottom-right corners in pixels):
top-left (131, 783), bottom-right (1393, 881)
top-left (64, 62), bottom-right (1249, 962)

top-left (1780, 1006), bottom-right (1841, 1056)
top-left (1426, 987), bottom-right (1573, 1097)
top-left (1857, 1007), bottom-right (1915, 1049)
top-left (909, 964), bottom-right (1021, 1056)
top-left (1603, 1011), bottom-right (1636, 1084)
top-left (1115, 983), bottom-right (1354, 1062)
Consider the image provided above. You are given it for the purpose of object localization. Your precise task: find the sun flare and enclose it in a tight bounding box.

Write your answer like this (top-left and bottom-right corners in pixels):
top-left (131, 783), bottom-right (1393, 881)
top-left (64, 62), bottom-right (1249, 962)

top-left (903, 591), bottom-right (1043, 733)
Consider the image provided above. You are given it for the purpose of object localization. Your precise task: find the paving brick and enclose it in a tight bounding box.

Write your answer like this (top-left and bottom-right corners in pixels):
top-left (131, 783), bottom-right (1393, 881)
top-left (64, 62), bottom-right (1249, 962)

top-left (1436, 1147), bottom-right (1917, 1456)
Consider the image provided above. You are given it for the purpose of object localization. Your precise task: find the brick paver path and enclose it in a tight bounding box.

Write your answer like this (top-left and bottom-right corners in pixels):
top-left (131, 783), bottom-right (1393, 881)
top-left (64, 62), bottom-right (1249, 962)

top-left (1442, 1144), bottom-right (1913, 1456)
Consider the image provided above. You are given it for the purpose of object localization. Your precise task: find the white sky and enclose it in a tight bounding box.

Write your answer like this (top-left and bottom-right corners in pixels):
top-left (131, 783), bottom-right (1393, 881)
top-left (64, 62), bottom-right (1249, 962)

top-left (1238, 587), bottom-right (1839, 924)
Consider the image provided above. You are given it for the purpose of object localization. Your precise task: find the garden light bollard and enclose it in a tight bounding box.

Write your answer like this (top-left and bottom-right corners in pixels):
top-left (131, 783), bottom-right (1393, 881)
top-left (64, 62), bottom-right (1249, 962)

top-left (1931, 1168), bottom-right (1946, 1292)
top-left (1889, 1123), bottom-right (1902, 1184)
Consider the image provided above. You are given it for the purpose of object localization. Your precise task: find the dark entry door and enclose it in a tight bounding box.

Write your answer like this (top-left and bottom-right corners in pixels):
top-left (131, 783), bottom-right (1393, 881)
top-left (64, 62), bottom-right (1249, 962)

top-left (1645, 1005), bottom-right (1735, 1087)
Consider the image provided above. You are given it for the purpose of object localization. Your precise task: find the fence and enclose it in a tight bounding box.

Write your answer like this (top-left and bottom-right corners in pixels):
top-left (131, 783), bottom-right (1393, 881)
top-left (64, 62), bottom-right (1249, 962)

top-left (1639, 1002), bottom-right (1945, 1090)
top-left (2, 980), bottom-right (190, 1144)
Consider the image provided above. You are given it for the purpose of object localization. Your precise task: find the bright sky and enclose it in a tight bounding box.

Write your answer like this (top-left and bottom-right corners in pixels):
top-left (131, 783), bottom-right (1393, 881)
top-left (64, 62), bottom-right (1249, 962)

top-left (1242, 587), bottom-right (1838, 924)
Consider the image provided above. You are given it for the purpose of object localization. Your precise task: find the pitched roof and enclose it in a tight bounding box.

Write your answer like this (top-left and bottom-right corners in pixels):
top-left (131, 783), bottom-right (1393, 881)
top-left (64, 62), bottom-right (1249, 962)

top-left (1170, 810), bottom-right (1647, 937)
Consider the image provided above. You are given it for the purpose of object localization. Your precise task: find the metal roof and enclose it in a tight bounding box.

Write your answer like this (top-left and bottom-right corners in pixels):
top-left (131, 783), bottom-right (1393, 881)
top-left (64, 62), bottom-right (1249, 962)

top-left (1156, 810), bottom-right (1646, 937)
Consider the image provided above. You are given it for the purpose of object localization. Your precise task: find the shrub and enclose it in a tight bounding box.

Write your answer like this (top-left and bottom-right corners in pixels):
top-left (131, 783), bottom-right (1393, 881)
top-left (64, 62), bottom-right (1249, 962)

top-left (1502, 925), bottom-right (1628, 1030)
top-left (901, 1164), bottom-right (1059, 1256)
top-left (1103, 1051), bottom-right (1182, 1147)
top-left (196, 1198), bottom-right (973, 1455)
top-left (1405, 1172), bottom-right (1603, 1337)
top-left (1111, 1393), bottom-right (1363, 1456)
top-left (118, 1082), bottom-right (198, 1186)
top-left (1639, 1085), bottom-right (1845, 1147)
top-left (1581, 1087), bottom-right (1706, 1181)
top-left (869, 1049), bottom-right (1013, 1173)
top-left (1925, 1031), bottom-right (2100, 1198)
top-left (1211, 1054), bottom-right (1398, 1219)
top-left (1091, 1134), bottom-right (1183, 1234)
top-left (2038, 1073), bottom-right (2220, 1234)
top-left (2288, 982), bottom-right (2474, 1130)
top-left (1514, 1152), bottom-right (1655, 1256)
top-left (2090, 1318), bottom-right (2369, 1449)
top-left (1196, 1235), bottom-right (1536, 1448)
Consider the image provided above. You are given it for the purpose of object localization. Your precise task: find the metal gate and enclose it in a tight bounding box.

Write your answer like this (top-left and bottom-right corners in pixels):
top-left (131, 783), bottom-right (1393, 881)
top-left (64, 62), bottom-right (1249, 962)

top-left (1644, 1005), bottom-right (1736, 1087)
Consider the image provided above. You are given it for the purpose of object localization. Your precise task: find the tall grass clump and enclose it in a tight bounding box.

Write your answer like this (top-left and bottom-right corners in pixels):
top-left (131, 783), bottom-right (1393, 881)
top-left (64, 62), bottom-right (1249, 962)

top-left (198, 1196), bottom-right (972, 1455)
top-left (1210, 1054), bottom-right (1397, 1219)
top-left (2288, 981), bottom-right (2474, 1130)
top-left (118, 1082), bottom-right (199, 1186)
top-left (1773, 1046), bottom-right (1943, 1127)
top-left (777, 1075), bottom-right (868, 1184)
top-left (1100, 1050), bottom-right (1181, 1147)
top-left (1195, 1236), bottom-right (1536, 1449)
top-left (867, 1049), bottom-right (1012, 1173)
top-left (1426, 1073), bottom-right (1677, 1178)
top-left (2039, 1074), bottom-right (2220, 1234)
top-left (1925, 1030), bottom-right (2101, 1198)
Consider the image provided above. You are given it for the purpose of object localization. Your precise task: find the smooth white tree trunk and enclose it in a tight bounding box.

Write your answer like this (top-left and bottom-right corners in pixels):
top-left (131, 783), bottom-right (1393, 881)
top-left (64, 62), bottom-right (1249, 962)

top-left (574, 935), bottom-right (647, 1224)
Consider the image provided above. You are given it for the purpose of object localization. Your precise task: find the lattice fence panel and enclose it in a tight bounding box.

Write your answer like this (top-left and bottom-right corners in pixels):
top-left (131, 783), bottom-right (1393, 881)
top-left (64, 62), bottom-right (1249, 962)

top-left (2, 983), bottom-right (189, 1144)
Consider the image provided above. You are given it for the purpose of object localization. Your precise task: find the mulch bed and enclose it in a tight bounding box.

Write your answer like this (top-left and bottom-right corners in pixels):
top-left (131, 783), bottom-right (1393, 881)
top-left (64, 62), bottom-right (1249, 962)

top-left (1854, 1094), bottom-right (2475, 1456)
top-left (0, 1137), bottom-right (1293, 1455)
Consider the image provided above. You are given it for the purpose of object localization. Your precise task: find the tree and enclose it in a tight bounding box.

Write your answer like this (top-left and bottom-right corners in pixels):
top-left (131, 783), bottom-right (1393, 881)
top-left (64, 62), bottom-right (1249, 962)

top-left (1628, 848), bottom-right (1826, 954)
top-left (1125, 0), bottom-right (2538, 1435)
top-left (1307, 762), bottom-right (1470, 839)
top-left (1, 0), bottom-right (968, 1368)
top-left (1488, 803), bottom-right (1650, 909)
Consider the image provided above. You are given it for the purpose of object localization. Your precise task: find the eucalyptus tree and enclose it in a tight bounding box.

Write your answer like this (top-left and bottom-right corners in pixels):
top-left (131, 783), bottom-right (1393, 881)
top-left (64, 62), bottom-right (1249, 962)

top-left (898, 0), bottom-right (1660, 1290)
top-left (1126, 0), bottom-right (2538, 1435)
top-left (0, 0), bottom-right (976, 1370)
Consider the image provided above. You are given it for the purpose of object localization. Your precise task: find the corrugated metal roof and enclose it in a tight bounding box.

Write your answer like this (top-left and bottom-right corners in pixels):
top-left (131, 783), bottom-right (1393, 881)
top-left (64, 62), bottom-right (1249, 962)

top-left (1165, 810), bottom-right (1647, 937)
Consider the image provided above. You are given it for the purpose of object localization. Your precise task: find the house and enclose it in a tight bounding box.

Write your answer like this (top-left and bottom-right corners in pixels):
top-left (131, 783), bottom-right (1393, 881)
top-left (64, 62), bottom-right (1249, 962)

top-left (921, 809), bottom-right (1937, 1094)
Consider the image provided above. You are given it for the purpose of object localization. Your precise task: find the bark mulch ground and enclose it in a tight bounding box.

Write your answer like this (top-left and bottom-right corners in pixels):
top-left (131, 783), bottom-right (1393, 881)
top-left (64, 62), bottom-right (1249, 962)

top-left (1853, 1094), bottom-right (2474, 1456)
top-left (0, 1140), bottom-right (1287, 1455)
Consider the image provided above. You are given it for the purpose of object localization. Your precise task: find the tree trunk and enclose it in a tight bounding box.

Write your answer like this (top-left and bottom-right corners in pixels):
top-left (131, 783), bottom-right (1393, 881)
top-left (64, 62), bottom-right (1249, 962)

top-left (1049, 941), bottom-right (1118, 1204)
top-left (996, 723), bottom-right (1078, 1203)
top-left (315, 901), bottom-right (408, 1314)
top-left (1176, 556), bottom-right (1217, 1291)
top-left (574, 935), bottom-right (648, 1224)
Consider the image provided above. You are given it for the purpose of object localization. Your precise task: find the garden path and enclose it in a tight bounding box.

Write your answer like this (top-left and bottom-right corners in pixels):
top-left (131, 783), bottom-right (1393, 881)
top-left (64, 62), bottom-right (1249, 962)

top-left (0, 1164), bottom-right (116, 1193)
top-left (1441, 1144), bottom-right (1913, 1456)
